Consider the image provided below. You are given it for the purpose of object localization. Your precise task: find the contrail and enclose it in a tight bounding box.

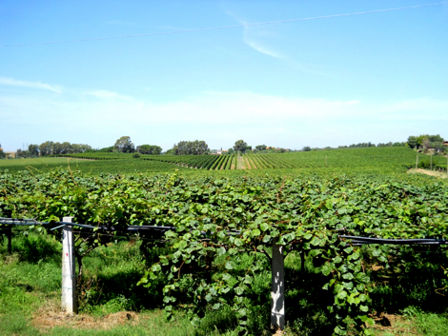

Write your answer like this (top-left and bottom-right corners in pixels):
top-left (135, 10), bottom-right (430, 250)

top-left (1, 1), bottom-right (446, 47)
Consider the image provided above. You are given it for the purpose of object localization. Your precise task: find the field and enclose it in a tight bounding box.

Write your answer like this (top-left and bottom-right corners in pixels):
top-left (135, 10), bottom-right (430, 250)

top-left (1, 147), bottom-right (447, 176)
top-left (1, 147), bottom-right (448, 335)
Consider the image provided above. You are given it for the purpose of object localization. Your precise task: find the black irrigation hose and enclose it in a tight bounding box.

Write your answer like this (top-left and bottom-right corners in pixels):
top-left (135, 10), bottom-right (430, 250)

top-left (340, 235), bottom-right (448, 245)
top-left (0, 218), bottom-right (175, 233)
top-left (0, 218), bottom-right (241, 235)
top-left (2, 218), bottom-right (444, 244)
top-left (0, 217), bottom-right (52, 225)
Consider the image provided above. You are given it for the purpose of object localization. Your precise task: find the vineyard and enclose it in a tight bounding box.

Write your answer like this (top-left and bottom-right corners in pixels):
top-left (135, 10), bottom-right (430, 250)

top-left (18, 146), bottom-right (437, 174)
top-left (1, 167), bottom-right (448, 335)
top-left (1, 147), bottom-right (446, 177)
top-left (142, 153), bottom-right (294, 170)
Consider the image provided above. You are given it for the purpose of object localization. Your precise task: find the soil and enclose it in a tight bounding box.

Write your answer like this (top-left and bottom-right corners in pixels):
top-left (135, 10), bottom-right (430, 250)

top-left (236, 155), bottom-right (246, 170)
top-left (32, 301), bottom-right (138, 331)
top-left (407, 168), bottom-right (447, 179)
top-left (372, 313), bottom-right (420, 335)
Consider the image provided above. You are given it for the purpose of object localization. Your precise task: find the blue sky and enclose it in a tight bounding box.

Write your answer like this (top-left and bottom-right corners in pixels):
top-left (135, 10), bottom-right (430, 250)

top-left (1, 0), bottom-right (447, 151)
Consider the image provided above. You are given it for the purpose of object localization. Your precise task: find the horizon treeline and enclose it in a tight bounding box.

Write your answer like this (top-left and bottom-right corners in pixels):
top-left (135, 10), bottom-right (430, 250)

top-left (1, 134), bottom-right (445, 159)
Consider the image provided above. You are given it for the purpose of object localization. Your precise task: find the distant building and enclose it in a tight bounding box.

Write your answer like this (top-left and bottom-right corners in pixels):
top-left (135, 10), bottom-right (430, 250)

top-left (5, 152), bottom-right (16, 159)
top-left (211, 148), bottom-right (228, 155)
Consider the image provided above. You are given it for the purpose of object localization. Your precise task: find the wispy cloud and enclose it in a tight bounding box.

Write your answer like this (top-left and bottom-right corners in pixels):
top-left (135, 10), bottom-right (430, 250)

top-left (240, 20), bottom-right (284, 59)
top-left (86, 89), bottom-right (133, 101)
top-left (224, 10), bottom-right (327, 76)
top-left (225, 10), bottom-right (284, 59)
top-left (0, 77), bottom-right (62, 93)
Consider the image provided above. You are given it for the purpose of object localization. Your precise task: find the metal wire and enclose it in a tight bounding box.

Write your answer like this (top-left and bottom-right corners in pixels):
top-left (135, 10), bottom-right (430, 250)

top-left (339, 235), bottom-right (447, 245)
top-left (1, 218), bottom-right (445, 245)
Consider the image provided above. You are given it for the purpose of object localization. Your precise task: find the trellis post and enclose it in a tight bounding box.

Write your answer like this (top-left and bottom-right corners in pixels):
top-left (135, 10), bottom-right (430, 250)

top-left (61, 216), bottom-right (77, 314)
top-left (271, 245), bottom-right (285, 331)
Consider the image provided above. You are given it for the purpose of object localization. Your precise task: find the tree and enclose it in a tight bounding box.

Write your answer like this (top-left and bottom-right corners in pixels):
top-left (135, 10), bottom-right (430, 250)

top-left (409, 134), bottom-right (445, 153)
top-left (172, 140), bottom-right (209, 155)
top-left (0, 145), bottom-right (5, 159)
top-left (233, 140), bottom-right (250, 154)
top-left (53, 142), bottom-right (63, 155)
top-left (407, 136), bottom-right (418, 149)
top-left (137, 144), bottom-right (162, 155)
top-left (16, 149), bottom-right (30, 158)
top-left (28, 144), bottom-right (39, 157)
top-left (114, 136), bottom-right (135, 153)
top-left (255, 145), bottom-right (267, 152)
top-left (39, 141), bottom-right (55, 156)
top-left (72, 144), bottom-right (92, 153)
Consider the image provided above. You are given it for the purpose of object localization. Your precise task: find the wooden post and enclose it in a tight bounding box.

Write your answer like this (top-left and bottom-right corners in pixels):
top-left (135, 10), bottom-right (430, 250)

top-left (416, 153), bottom-right (419, 169)
top-left (61, 216), bottom-right (77, 314)
top-left (271, 245), bottom-right (285, 331)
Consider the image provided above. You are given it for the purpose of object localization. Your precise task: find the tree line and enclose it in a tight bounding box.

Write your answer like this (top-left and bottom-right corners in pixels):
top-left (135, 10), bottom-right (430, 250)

top-left (407, 134), bottom-right (446, 153)
top-left (15, 142), bottom-right (92, 158)
top-left (100, 136), bottom-right (162, 155)
top-left (3, 135), bottom-right (444, 159)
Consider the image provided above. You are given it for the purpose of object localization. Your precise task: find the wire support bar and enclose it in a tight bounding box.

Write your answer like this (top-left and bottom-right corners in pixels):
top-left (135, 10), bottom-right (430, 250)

top-left (127, 225), bottom-right (175, 231)
top-left (0, 218), bottom-right (51, 225)
top-left (339, 235), bottom-right (448, 245)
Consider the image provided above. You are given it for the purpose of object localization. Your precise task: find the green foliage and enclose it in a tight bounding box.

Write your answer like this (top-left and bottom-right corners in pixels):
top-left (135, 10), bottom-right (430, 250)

top-left (11, 231), bottom-right (61, 263)
top-left (172, 140), bottom-right (209, 155)
top-left (233, 139), bottom-right (251, 153)
top-left (0, 236), bottom-right (195, 336)
top-left (136, 144), bottom-right (162, 155)
top-left (1, 169), bottom-right (448, 334)
top-left (0, 156), bottom-right (180, 174)
top-left (408, 134), bottom-right (446, 153)
top-left (37, 141), bottom-right (92, 156)
top-left (114, 136), bottom-right (135, 153)
top-left (4, 146), bottom-right (437, 176)
top-left (401, 307), bottom-right (448, 335)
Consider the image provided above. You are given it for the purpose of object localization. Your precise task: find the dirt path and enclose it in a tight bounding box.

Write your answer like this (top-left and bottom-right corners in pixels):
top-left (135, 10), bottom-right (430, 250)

top-left (236, 155), bottom-right (246, 170)
top-left (407, 168), bottom-right (447, 179)
top-left (245, 156), bottom-right (252, 170)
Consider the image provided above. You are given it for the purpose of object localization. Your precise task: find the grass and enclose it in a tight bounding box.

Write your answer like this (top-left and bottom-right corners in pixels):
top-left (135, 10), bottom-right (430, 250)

top-left (0, 156), bottom-right (182, 174)
top-left (0, 232), bottom-right (243, 336)
top-left (369, 307), bottom-right (448, 336)
top-left (1, 147), bottom-right (448, 335)
top-left (1, 231), bottom-right (448, 335)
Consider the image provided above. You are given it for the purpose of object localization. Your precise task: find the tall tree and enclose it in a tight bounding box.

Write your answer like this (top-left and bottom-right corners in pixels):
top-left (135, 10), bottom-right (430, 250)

top-left (172, 140), bottom-right (209, 155)
top-left (39, 141), bottom-right (55, 156)
top-left (407, 136), bottom-right (418, 149)
top-left (255, 145), bottom-right (267, 152)
top-left (28, 144), bottom-right (39, 157)
top-left (0, 144), bottom-right (5, 159)
top-left (233, 139), bottom-right (250, 154)
top-left (137, 144), bottom-right (162, 155)
top-left (114, 136), bottom-right (135, 153)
